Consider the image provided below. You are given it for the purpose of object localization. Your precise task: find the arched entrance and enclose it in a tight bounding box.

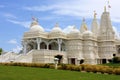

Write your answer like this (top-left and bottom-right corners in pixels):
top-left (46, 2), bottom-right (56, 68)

top-left (102, 59), bottom-right (107, 64)
top-left (40, 42), bottom-right (47, 49)
top-left (49, 42), bottom-right (58, 50)
top-left (54, 55), bottom-right (63, 64)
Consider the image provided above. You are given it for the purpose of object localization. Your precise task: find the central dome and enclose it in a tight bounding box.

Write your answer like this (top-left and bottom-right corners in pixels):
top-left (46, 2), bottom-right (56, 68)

top-left (30, 25), bottom-right (44, 32)
top-left (30, 19), bottom-right (44, 32)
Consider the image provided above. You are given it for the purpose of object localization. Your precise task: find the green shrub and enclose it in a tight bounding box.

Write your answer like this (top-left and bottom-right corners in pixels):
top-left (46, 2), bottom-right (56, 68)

top-left (113, 57), bottom-right (120, 63)
top-left (114, 68), bottom-right (120, 75)
top-left (90, 65), bottom-right (99, 73)
top-left (84, 65), bottom-right (93, 72)
top-left (49, 65), bottom-right (55, 69)
top-left (0, 62), bottom-right (120, 75)
top-left (106, 68), bottom-right (114, 74)
top-left (60, 64), bottom-right (68, 70)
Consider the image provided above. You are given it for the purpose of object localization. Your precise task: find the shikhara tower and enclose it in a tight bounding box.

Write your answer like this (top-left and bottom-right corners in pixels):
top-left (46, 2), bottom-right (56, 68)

top-left (0, 7), bottom-right (119, 65)
top-left (98, 6), bottom-right (116, 63)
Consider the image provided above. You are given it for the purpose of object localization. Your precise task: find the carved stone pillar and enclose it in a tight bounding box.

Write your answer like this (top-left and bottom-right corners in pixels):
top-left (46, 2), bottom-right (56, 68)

top-left (47, 43), bottom-right (49, 50)
top-left (23, 41), bottom-right (27, 54)
top-left (36, 38), bottom-right (41, 50)
top-left (57, 39), bottom-right (62, 51)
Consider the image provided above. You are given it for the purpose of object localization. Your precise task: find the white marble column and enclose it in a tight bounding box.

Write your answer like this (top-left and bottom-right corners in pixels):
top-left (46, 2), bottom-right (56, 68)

top-left (57, 39), bottom-right (62, 51)
top-left (47, 43), bottom-right (49, 50)
top-left (37, 38), bottom-right (41, 50)
top-left (23, 41), bottom-right (27, 54)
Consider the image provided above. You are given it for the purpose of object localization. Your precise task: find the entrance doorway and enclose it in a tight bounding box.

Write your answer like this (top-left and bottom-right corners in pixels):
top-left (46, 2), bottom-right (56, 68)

top-left (102, 59), bottom-right (106, 64)
top-left (71, 58), bottom-right (75, 65)
top-left (55, 55), bottom-right (63, 64)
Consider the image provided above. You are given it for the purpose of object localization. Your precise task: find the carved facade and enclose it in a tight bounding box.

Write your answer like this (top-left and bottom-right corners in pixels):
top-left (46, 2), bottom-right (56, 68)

top-left (1, 8), bottom-right (120, 65)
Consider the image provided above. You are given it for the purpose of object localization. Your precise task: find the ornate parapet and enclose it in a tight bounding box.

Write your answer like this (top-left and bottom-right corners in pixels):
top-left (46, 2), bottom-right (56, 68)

top-left (23, 31), bottom-right (48, 39)
top-left (48, 32), bottom-right (67, 39)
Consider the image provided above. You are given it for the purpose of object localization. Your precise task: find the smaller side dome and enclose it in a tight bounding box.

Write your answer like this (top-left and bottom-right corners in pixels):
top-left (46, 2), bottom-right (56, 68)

top-left (30, 17), bottom-right (44, 32)
top-left (70, 26), bottom-right (80, 34)
top-left (51, 23), bottom-right (62, 33)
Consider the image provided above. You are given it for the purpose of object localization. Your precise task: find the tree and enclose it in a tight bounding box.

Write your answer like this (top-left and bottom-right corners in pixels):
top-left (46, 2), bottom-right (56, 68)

top-left (0, 48), bottom-right (3, 55)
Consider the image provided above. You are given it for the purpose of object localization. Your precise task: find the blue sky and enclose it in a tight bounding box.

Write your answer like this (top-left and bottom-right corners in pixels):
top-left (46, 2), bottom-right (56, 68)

top-left (0, 0), bottom-right (120, 52)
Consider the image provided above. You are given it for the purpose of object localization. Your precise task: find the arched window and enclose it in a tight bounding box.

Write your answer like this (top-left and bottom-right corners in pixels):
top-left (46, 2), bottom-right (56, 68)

top-left (49, 42), bottom-right (58, 50)
top-left (40, 42), bottom-right (47, 49)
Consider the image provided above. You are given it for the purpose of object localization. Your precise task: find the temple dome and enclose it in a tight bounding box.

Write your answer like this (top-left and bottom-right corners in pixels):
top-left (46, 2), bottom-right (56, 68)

top-left (30, 25), bottom-right (44, 32)
top-left (83, 30), bottom-right (93, 36)
top-left (51, 23), bottom-right (62, 33)
top-left (30, 18), bottom-right (44, 32)
top-left (70, 26), bottom-right (80, 34)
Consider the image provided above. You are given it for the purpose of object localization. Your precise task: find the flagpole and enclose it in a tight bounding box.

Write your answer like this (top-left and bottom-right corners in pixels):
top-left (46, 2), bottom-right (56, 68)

top-left (107, 0), bottom-right (111, 12)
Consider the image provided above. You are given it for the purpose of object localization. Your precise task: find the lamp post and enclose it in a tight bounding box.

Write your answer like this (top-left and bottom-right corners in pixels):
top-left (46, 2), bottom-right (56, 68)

top-left (54, 58), bottom-right (59, 69)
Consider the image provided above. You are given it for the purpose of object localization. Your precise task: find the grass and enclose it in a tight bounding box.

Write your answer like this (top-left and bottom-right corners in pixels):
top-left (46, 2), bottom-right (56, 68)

top-left (0, 65), bottom-right (120, 80)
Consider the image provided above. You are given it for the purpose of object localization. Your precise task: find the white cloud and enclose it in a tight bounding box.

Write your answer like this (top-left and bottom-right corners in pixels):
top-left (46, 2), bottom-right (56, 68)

top-left (8, 39), bottom-right (22, 53)
top-left (12, 45), bottom-right (22, 53)
top-left (23, 5), bottom-right (55, 11)
top-left (23, 0), bottom-right (120, 22)
top-left (63, 25), bottom-right (74, 33)
top-left (4, 13), bottom-right (17, 19)
top-left (8, 39), bottom-right (17, 44)
top-left (7, 19), bottom-right (30, 28)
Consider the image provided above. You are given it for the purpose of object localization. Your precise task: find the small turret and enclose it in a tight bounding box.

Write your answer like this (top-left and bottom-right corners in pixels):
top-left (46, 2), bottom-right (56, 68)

top-left (80, 18), bottom-right (88, 33)
top-left (91, 11), bottom-right (99, 35)
top-left (51, 23), bottom-right (62, 32)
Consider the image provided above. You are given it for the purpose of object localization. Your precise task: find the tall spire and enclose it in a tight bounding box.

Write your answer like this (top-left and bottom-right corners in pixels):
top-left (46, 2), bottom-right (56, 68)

top-left (98, 4), bottom-right (115, 60)
top-left (99, 5), bottom-right (114, 38)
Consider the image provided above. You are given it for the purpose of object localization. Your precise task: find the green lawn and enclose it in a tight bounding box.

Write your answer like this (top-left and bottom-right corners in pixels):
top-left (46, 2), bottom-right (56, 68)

top-left (0, 65), bottom-right (119, 80)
